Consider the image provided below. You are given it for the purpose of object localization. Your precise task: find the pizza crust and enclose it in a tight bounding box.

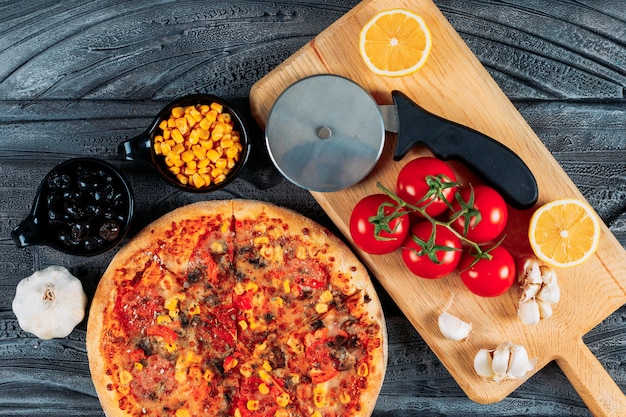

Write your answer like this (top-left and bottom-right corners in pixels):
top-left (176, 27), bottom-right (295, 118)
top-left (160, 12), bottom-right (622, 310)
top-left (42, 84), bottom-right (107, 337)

top-left (86, 265), bottom-right (112, 415)
top-left (87, 199), bottom-right (387, 417)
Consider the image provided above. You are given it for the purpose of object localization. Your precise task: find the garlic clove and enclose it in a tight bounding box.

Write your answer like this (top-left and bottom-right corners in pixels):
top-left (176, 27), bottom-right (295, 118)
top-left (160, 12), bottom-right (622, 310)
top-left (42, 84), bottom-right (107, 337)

top-left (491, 343), bottom-right (513, 379)
top-left (518, 256), bottom-right (542, 303)
top-left (518, 299), bottom-right (541, 325)
top-left (517, 256), bottom-right (560, 325)
top-left (518, 256), bottom-right (542, 286)
top-left (537, 299), bottom-right (553, 320)
top-left (473, 349), bottom-right (495, 379)
top-left (507, 344), bottom-right (534, 379)
top-left (438, 311), bottom-right (472, 341)
top-left (539, 265), bottom-right (557, 284)
top-left (519, 282), bottom-right (541, 303)
top-left (537, 280), bottom-right (560, 304)
top-left (474, 342), bottom-right (536, 381)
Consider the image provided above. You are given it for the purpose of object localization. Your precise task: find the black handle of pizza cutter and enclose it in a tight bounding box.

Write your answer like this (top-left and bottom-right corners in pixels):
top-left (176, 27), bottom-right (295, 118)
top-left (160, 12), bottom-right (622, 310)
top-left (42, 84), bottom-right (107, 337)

top-left (392, 90), bottom-right (538, 210)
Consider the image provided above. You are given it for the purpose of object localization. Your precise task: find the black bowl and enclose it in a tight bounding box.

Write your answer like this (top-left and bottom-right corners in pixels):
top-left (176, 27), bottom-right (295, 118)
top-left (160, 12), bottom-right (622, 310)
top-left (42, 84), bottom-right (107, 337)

top-left (11, 158), bottom-right (134, 256)
top-left (118, 94), bottom-right (250, 193)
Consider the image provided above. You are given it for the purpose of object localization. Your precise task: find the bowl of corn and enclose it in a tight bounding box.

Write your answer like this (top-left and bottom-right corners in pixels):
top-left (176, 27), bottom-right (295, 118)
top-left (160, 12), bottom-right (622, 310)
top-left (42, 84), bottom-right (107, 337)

top-left (119, 94), bottom-right (250, 192)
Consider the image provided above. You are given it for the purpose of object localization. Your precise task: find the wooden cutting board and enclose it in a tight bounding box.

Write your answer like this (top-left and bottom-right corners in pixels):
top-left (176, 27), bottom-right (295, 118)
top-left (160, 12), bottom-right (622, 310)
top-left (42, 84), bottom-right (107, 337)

top-left (248, 0), bottom-right (626, 415)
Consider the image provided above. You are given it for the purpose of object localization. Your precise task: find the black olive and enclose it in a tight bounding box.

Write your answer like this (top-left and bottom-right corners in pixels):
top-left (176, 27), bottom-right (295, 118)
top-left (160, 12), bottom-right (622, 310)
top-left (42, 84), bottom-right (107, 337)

top-left (311, 319), bottom-right (324, 330)
top-left (64, 200), bottom-right (85, 219)
top-left (268, 345), bottom-right (286, 369)
top-left (84, 235), bottom-right (104, 251)
top-left (99, 219), bottom-right (120, 241)
top-left (46, 192), bottom-right (60, 208)
top-left (71, 222), bottom-right (91, 241)
top-left (92, 190), bottom-right (103, 202)
top-left (85, 203), bottom-right (102, 218)
top-left (297, 288), bottom-right (313, 300)
top-left (103, 184), bottom-right (116, 202)
top-left (138, 338), bottom-right (154, 357)
top-left (47, 172), bottom-right (71, 190)
top-left (94, 168), bottom-right (112, 182)
top-left (112, 192), bottom-right (125, 207)
top-left (67, 226), bottom-right (83, 246)
top-left (48, 210), bottom-right (61, 224)
top-left (77, 174), bottom-right (95, 191)
top-left (263, 312), bottom-right (275, 324)
top-left (57, 229), bottom-right (71, 246)
top-left (190, 267), bottom-right (206, 282)
top-left (327, 333), bottom-right (349, 348)
top-left (103, 211), bottom-right (126, 224)
top-left (47, 209), bottom-right (57, 223)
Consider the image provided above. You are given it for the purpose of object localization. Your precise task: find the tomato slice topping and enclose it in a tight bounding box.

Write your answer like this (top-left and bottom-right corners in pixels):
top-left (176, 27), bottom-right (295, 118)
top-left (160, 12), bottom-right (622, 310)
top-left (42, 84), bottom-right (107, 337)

top-left (145, 325), bottom-right (178, 344)
top-left (234, 290), bottom-right (254, 310)
top-left (306, 339), bottom-right (340, 383)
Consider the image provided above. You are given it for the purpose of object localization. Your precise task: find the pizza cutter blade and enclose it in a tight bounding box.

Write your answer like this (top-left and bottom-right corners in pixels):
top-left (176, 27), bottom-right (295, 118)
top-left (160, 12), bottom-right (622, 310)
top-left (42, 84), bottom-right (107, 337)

top-left (265, 75), bottom-right (385, 192)
top-left (265, 74), bottom-right (538, 209)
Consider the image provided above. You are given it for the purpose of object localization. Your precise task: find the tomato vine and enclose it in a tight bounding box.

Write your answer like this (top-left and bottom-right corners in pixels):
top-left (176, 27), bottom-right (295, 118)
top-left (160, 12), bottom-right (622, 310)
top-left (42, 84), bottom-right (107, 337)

top-left (375, 181), bottom-right (503, 263)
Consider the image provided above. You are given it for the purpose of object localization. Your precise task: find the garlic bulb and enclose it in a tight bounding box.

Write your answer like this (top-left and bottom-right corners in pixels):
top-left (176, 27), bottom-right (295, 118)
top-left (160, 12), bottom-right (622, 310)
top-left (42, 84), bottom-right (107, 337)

top-left (474, 342), bottom-right (536, 382)
top-left (517, 256), bottom-right (560, 325)
top-left (12, 265), bottom-right (87, 340)
top-left (438, 311), bottom-right (472, 341)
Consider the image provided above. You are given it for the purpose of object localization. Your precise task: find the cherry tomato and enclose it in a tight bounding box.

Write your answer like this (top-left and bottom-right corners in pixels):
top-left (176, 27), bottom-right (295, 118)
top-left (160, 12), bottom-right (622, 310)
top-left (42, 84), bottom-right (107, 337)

top-left (459, 246), bottom-right (516, 297)
top-left (451, 185), bottom-right (508, 243)
top-left (350, 194), bottom-right (410, 254)
top-left (402, 221), bottom-right (462, 279)
top-left (396, 157), bottom-right (458, 217)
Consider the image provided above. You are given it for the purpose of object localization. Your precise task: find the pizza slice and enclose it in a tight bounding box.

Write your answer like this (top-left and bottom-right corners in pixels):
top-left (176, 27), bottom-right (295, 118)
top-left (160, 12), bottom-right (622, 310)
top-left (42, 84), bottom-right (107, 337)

top-left (290, 292), bottom-right (386, 417)
top-left (148, 201), bottom-right (236, 287)
top-left (98, 250), bottom-right (240, 416)
top-left (89, 202), bottom-right (241, 417)
top-left (232, 256), bottom-right (336, 347)
top-left (243, 290), bottom-right (384, 417)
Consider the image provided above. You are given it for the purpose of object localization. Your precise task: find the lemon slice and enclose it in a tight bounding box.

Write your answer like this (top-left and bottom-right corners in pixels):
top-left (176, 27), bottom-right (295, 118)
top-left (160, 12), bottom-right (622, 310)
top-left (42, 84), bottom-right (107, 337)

top-left (528, 198), bottom-right (601, 268)
top-left (359, 9), bottom-right (432, 77)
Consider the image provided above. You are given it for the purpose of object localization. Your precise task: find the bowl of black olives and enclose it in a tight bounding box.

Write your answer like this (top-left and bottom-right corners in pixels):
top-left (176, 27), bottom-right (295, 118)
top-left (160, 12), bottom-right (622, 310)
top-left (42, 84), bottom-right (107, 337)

top-left (11, 158), bottom-right (134, 256)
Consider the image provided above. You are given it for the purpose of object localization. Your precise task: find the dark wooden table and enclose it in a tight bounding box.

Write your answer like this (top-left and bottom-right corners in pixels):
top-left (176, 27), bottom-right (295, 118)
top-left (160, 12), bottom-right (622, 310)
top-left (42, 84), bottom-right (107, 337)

top-left (1, 1), bottom-right (624, 416)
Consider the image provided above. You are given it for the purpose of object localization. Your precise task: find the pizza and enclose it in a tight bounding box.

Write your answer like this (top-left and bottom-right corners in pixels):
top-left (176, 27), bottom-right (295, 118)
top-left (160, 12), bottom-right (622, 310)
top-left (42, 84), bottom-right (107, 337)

top-left (87, 200), bottom-right (387, 417)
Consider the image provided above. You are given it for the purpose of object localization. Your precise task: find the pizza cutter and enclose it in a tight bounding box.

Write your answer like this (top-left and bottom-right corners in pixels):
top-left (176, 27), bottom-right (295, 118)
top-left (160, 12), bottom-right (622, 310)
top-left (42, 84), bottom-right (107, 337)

top-left (265, 74), bottom-right (538, 210)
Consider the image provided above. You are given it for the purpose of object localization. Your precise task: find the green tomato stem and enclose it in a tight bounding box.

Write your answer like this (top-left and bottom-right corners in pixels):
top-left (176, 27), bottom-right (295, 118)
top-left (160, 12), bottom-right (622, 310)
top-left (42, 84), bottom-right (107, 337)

top-left (375, 181), bottom-right (496, 262)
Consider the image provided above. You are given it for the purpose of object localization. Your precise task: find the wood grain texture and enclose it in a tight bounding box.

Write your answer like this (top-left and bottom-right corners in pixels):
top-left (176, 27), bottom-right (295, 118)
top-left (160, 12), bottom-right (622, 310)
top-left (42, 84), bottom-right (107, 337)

top-left (0, 1), bottom-right (624, 416)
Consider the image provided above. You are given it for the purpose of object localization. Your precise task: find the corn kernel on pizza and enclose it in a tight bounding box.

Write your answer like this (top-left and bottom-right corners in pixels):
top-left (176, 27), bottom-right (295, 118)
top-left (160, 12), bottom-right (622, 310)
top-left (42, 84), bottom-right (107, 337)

top-left (87, 200), bottom-right (387, 417)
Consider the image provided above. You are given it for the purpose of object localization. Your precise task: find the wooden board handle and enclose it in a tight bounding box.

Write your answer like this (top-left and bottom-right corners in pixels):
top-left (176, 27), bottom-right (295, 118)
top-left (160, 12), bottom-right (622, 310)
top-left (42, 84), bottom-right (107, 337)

top-left (557, 339), bottom-right (626, 417)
